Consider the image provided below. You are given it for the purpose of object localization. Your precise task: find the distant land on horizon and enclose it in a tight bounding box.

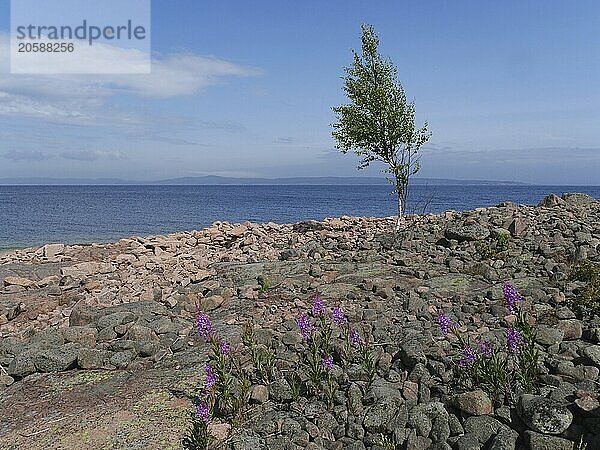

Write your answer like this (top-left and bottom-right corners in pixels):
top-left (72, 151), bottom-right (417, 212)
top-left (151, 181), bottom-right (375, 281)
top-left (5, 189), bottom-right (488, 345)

top-left (0, 176), bottom-right (534, 186)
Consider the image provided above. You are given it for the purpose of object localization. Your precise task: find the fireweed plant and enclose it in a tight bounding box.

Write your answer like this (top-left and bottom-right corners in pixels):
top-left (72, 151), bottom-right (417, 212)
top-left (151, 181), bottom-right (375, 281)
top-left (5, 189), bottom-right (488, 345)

top-left (183, 312), bottom-right (251, 450)
top-left (298, 295), bottom-right (376, 399)
top-left (437, 283), bottom-right (539, 404)
top-left (184, 294), bottom-right (376, 447)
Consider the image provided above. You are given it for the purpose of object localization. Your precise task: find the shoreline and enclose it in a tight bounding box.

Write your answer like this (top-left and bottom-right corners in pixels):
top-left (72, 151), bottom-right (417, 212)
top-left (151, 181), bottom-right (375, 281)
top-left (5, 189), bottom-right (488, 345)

top-left (1, 187), bottom-right (600, 253)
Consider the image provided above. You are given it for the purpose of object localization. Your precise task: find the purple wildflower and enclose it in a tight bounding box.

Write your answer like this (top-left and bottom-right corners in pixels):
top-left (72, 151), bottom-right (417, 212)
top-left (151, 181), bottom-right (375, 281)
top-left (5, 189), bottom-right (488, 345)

top-left (437, 313), bottom-right (453, 335)
top-left (322, 355), bottom-right (334, 371)
top-left (195, 402), bottom-right (211, 424)
top-left (332, 307), bottom-right (347, 326)
top-left (196, 312), bottom-right (214, 340)
top-left (220, 340), bottom-right (231, 356)
top-left (478, 339), bottom-right (493, 358)
top-left (506, 327), bottom-right (526, 354)
top-left (503, 282), bottom-right (524, 314)
top-left (458, 345), bottom-right (478, 366)
top-left (297, 313), bottom-right (315, 340)
top-left (349, 328), bottom-right (363, 346)
top-left (312, 294), bottom-right (325, 316)
top-left (204, 365), bottom-right (218, 389)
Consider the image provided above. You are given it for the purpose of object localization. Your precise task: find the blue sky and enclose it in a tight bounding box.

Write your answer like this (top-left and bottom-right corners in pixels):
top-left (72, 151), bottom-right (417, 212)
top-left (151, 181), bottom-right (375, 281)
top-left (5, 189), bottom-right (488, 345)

top-left (1, 0), bottom-right (599, 184)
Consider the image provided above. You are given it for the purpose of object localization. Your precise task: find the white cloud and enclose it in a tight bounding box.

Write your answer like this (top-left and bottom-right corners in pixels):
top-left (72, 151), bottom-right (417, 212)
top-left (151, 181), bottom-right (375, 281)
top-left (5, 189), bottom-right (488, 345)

top-left (1, 148), bottom-right (128, 162)
top-left (2, 149), bottom-right (49, 161)
top-left (0, 33), bottom-right (261, 124)
top-left (60, 149), bottom-right (127, 161)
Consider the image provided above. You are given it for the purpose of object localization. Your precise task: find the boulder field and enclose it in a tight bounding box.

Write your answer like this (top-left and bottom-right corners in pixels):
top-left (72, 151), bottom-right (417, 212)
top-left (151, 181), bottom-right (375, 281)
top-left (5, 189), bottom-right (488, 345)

top-left (0, 192), bottom-right (599, 449)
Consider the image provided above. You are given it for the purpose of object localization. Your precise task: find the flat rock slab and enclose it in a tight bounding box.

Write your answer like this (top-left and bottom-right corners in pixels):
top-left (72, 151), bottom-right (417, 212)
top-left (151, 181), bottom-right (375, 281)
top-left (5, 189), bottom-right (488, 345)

top-left (426, 274), bottom-right (489, 297)
top-left (0, 363), bottom-right (196, 449)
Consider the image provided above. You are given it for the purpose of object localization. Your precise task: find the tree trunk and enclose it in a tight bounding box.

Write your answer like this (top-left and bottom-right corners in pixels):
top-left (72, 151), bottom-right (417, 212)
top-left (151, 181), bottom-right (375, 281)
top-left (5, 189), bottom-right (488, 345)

top-left (395, 191), bottom-right (403, 231)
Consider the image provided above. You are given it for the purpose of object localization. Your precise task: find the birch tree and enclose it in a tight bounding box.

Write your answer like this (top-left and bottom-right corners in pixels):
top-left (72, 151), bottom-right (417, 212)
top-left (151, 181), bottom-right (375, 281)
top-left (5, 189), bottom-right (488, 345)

top-left (332, 24), bottom-right (431, 230)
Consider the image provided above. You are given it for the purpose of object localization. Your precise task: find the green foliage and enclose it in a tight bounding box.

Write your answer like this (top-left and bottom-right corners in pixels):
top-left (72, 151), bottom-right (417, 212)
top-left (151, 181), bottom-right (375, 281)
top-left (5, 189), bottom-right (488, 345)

top-left (568, 260), bottom-right (600, 314)
top-left (514, 311), bottom-right (540, 394)
top-left (323, 373), bottom-right (336, 409)
top-left (496, 232), bottom-right (510, 251)
top-left (259, 277), bottom-right (271, 293)
top-left (375, 434), bottom-right (396, 450)
top-left (285, 371), bottom-right (302, 401)
top-left (475, 232), bottom-right (510, 260)
top-left (576, 436), bottom-right (588, 450)
top-left (243, 321), bottom-right (275, 383)
top-left (182, 414), bottom-right (210, 450)
top-left (442, 286), bottom-right (540, 405)
top-left (466, 347), bottom-right (509, 402)
top-left (358, 342), bottom-right (376, 387)
top-left (187, 300), bottom-right (373, 444)
top-left (475, 241), bottom-right (498, 260)
top-left (568, 260), bottom-right (600, 282)
top-left (332, 24), bottom-right (431, 220)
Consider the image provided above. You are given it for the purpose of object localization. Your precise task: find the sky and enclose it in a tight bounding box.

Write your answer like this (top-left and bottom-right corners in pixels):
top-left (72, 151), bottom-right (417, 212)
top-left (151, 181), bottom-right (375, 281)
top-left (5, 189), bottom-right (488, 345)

top-left (0, 0), bottom-right (599, 184)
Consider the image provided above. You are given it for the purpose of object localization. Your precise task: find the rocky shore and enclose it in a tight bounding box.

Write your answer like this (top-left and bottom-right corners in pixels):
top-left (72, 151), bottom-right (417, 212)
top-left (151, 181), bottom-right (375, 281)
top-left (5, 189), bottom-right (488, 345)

top-left (1, 192), bottom-right (599, 449)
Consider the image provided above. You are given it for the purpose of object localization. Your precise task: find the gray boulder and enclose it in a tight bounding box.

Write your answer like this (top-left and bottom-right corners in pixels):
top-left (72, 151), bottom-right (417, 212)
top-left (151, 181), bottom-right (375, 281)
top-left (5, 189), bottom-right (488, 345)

top-left (62, 326), bottom-right (98, 347)
top-left (8, 352), bottom-right (36, 378)
top-left (538, 193), bottom-right (565, 207)
top-left (463, 415), bottom-right (502, 444)
top-left (517, 394), bottom-right (573, 435)
top-left (489, 426), bottom-right (519, 450)
top-left (77, 348), bottom-right (106, 369)
top-left (524, 431), bottom-right (574, 450)
top-left (445, 224), bottom-right (490, 242)
top-left (33, 343), bottom-right (80, 372)
top-left (454, 390), bottom-right (493, 416)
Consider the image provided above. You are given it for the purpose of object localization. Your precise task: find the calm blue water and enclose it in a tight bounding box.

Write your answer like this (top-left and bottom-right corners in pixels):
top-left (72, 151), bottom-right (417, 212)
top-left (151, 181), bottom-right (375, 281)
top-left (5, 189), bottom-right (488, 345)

top-left (0, 185), bottom-right (598, 250)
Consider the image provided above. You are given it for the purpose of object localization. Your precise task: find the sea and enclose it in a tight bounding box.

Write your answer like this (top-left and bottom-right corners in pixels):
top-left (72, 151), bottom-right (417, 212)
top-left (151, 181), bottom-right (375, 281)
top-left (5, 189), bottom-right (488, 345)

top-left (1, 185), bottom-right (599, 250)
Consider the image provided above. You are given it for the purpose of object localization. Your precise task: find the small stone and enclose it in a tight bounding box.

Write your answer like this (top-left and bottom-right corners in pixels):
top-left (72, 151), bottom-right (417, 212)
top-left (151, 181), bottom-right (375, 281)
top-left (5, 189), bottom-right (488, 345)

top-left (1, 373), bottom-right (15, 387)
top-left (555, 306), bottom-right (575, 319)
top-left (400, 340), bottom-right (426, 368)
top-left (408, 405), bottom-right (433, 437)
top-left (575, 396), bottom-right (600, 413)
top-left (6, 302), bottom-right (25, 321)
top-left (279, 249), bottom-right (299, 260)
top-left (525, 431), bottom-right (574, 450)
top-left (60, 262), bottom-right (113, 278)
top-left (557, 319), bottom-right (583, 340)
top-left (403, 381), bottom-right (419, 403)
top-left (463, 415), bottom-right (502, 444)
top-left (250, 384), bottom-right (269, 404)
top-left (445, 224), bottom-right (490, 242)
top-left (448, 413), bottom-right (464, 436)
top-left (405, 430), bottom-right (432, 450)
top-left (162, 296), bottom-right (178, 308)
top-left (347, 383), bottom-right (363, 414)
top-left (538, 193), bottom-right (565, 208)
top-left (535, 326), bottom-right (564, 346)
top-left (456, 433), bottom-right (480, 450)
top-left (203, 295), bottom-right (225, 311)
top-left (454, 390), bottom-right (493, 416)
top-left (489, 426), bottom-right (518, 450)
top-left (62, 326), bottom-right (98, 347)
top-left (77, 348), bottom-right (105, 369)
top-left (208, 422), bottom-right (231, 441)
top-left (269, 379), bottom-right (292, 403)
top-left (34, 343), bottom-right (80, 372)
top-left (517, 394), bottom-right (573, 435)
top-left (509, 218), bottom-right (526, 237)
top-left (3, 276), bottom-right (36, 288)
top-left (109, 350), bottom-right (135, 369)
top-left (583, 345), bottom-right (600, 367)
top-left (43, 243), bottom-right (65, 258)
